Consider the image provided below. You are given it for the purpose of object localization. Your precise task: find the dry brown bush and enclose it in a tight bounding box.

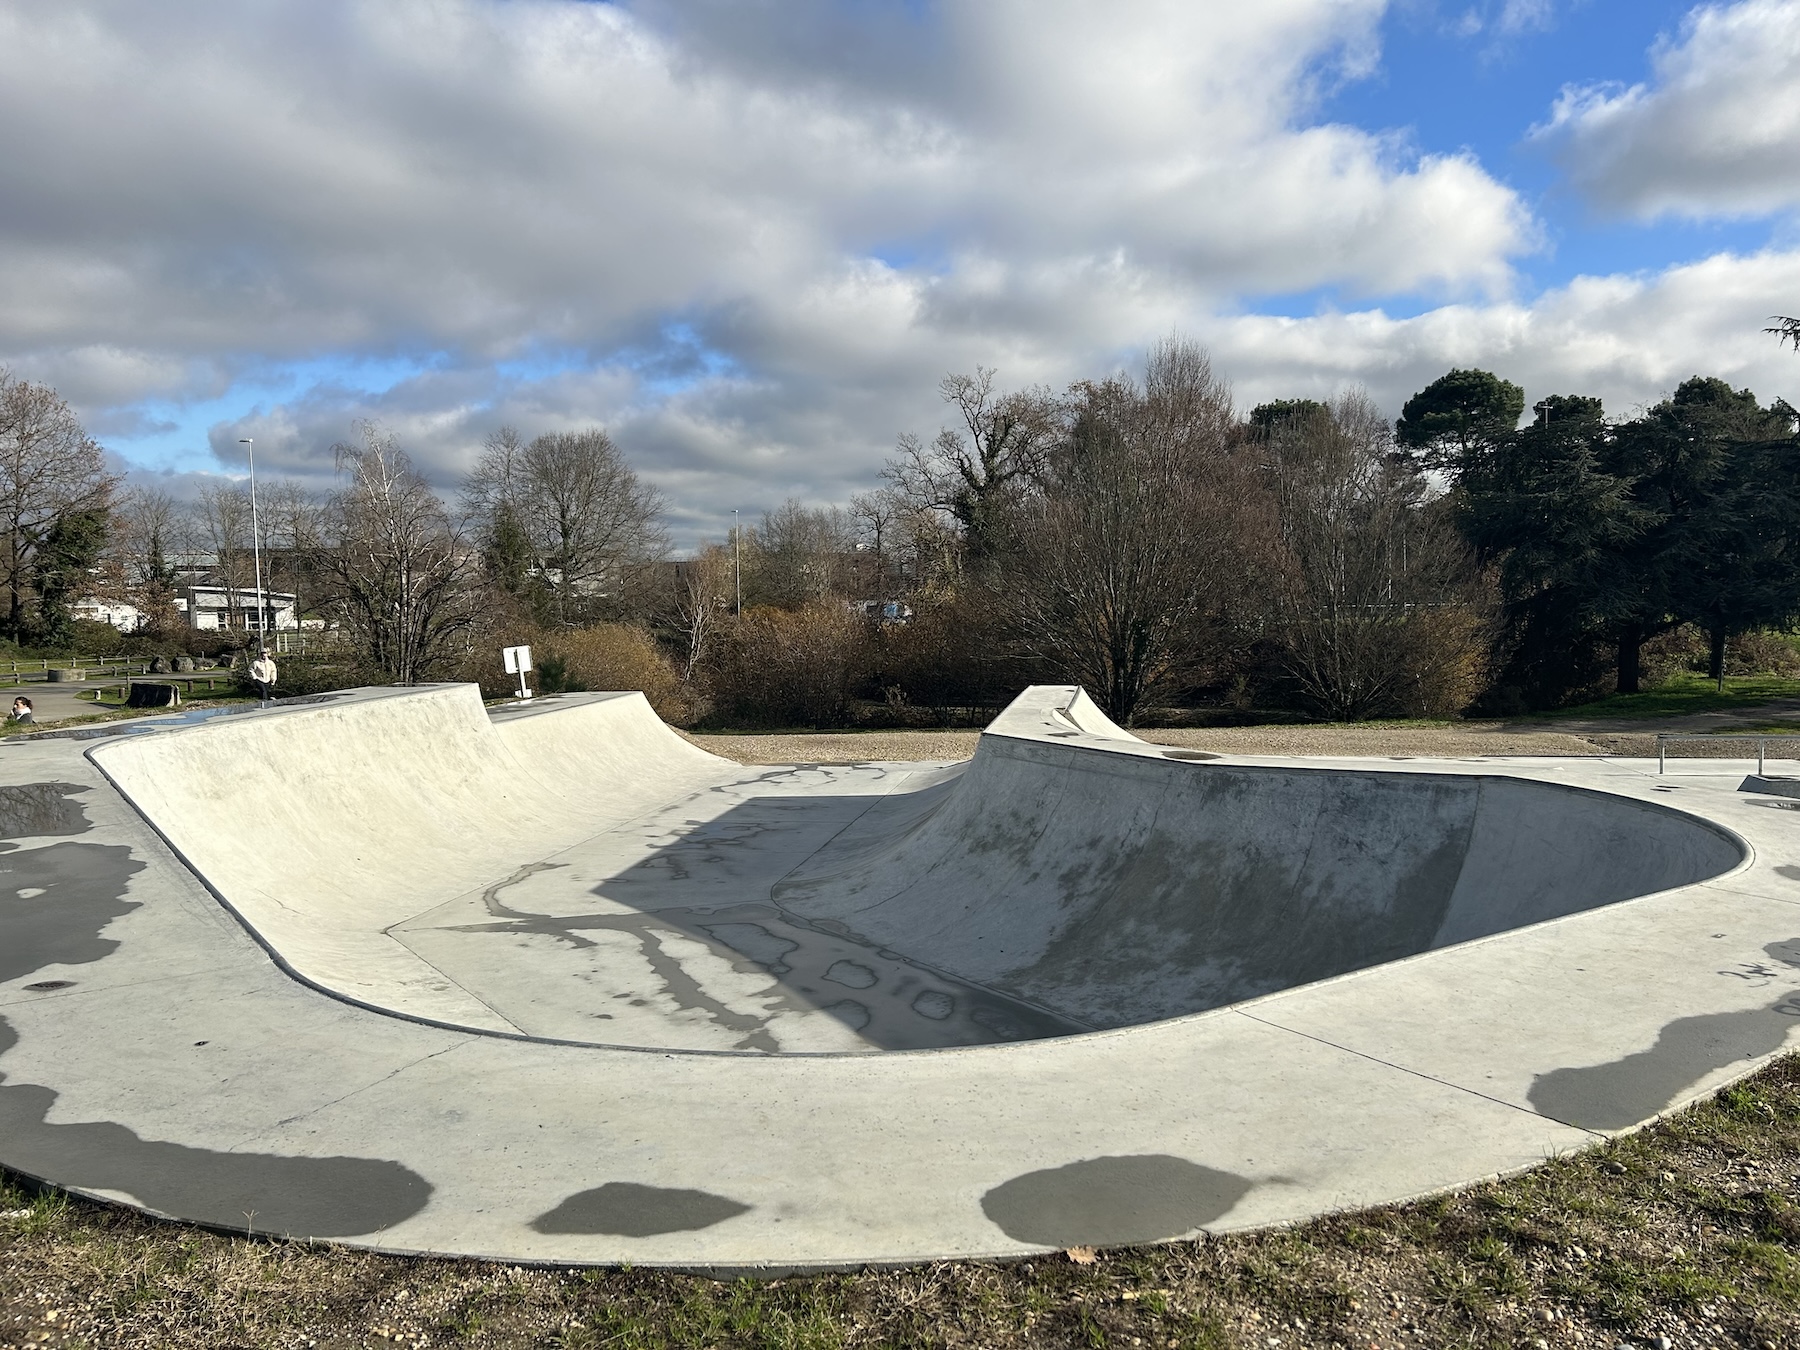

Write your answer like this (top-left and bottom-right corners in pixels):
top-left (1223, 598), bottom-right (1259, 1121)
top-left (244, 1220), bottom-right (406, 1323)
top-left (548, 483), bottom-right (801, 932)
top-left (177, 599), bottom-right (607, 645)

top-left (1389, 602), bottom-right (1494, 717)
top-left (870, 589), bottom-right (1032, 723)
top-left (704, 602), bottom-right (871, 728)
top-left (469, 622), bottom-right (700, 724)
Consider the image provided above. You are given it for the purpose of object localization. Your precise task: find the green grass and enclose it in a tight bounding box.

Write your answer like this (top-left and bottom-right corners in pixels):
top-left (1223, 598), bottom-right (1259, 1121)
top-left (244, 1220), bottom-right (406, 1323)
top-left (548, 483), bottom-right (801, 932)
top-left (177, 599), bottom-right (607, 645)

top-left (1542, 672), bottom-right (1800, 721)
top-left (7, 1056), bottom-right (1800, 1348)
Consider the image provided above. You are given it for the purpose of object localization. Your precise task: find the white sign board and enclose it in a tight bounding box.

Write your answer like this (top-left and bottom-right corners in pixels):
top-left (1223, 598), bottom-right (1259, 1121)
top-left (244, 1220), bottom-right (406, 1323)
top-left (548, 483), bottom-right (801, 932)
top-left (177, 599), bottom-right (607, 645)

top-left (502, 645), bottom-right (533, 674)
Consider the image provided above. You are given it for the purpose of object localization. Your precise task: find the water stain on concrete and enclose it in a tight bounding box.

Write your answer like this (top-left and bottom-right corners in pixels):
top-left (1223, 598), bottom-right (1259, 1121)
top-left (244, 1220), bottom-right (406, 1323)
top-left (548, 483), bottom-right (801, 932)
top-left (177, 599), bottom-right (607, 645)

top-left (1, 842), bottom-right (145, 985)
top-left (1529, 953), bottom-right (1800, 1130)
top-left (981, 1154), bottom-right (1253, 1247)
top-left (0, 1018), bottom-right (431, 1237)
top-left (824, 960), bottom-right (876, 989)
top-left (432, 883), bottom-right (1080, 1051)
top-left (0, 782), bottom-right (93, 840)
top-left (531, 1181), bottom-right (750, 1236)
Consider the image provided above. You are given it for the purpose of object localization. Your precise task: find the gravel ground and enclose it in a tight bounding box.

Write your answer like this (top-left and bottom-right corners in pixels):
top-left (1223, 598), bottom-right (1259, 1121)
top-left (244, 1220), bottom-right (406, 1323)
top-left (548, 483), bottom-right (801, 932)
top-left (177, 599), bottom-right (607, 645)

top-left (685, 722), bottom-right (1609, 764)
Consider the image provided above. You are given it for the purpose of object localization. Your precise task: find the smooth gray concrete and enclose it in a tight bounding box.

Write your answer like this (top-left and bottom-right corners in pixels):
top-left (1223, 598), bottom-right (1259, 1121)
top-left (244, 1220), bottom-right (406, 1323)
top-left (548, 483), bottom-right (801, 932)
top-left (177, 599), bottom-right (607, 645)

top-left (0, 684), bottom-right (1796, 1269)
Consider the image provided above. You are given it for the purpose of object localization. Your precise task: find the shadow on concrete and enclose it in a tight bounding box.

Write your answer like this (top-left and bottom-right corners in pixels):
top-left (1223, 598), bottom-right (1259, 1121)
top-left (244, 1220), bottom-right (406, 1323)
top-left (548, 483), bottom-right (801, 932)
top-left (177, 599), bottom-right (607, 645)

top-left (981, 1154), bottom-right (1254, 1246)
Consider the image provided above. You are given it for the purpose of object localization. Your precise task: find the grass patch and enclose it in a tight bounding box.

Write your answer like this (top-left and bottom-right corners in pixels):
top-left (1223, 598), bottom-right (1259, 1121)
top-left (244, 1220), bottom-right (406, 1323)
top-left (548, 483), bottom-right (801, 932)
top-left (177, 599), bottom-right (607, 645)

top-left (1542, 672), bottom-right (1800, 722)
top-left (6, 1058), bottom-right (1800, 1348)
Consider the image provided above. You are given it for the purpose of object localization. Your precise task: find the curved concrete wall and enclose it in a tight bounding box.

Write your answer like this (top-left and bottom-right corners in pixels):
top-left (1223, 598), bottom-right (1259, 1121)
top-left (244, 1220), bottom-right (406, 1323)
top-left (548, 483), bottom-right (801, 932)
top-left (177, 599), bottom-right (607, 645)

top-left (775, 688), bottom-right (1747, 1028)
top-left (87, 683), bottom-right (1745, 1046)
top-left (87, 686), bottom-right (730, 1031)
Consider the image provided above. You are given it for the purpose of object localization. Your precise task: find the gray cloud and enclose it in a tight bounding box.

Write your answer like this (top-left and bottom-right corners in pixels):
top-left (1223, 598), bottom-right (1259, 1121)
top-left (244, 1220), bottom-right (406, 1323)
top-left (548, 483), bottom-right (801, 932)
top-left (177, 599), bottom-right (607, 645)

top-left (0, 1), bottom-right (1528, 364)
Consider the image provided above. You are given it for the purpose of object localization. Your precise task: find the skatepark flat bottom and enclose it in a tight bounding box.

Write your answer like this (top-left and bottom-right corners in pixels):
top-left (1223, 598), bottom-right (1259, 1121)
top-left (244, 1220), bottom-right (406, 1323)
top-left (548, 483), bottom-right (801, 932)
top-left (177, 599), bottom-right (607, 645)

top-left (1, 684), bottom-right (1797, 1269)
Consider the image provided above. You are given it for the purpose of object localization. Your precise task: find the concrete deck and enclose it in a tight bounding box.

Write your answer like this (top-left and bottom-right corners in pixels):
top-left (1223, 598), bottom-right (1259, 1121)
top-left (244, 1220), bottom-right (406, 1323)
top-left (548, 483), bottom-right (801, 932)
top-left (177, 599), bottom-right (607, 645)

top-left (1, 684), bottom-right (1797, 1269)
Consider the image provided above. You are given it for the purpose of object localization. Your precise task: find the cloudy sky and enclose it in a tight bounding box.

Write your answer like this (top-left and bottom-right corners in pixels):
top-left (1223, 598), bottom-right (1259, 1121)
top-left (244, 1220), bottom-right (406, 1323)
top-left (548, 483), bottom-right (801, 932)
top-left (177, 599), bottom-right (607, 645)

top-left (4, 0), bottom-right (1800, 545)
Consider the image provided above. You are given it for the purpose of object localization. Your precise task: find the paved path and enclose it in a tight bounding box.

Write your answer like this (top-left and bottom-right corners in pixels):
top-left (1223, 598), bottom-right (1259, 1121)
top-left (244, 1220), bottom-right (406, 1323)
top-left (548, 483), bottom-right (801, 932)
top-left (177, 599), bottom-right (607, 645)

top-left (2, 686), bottom-right (1798, 1270)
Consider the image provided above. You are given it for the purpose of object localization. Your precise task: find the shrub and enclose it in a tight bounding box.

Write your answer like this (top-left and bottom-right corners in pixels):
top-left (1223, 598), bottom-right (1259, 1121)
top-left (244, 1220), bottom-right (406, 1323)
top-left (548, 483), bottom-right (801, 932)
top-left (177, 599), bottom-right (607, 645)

top-left (867, 590), bottom-right (1034, 725)
top-left (704, 603), bottom-right (871, 728)
top-left (473, 623), bottom-right (697, 724)
top-left (1725, 629), bottom-right (1800, 678)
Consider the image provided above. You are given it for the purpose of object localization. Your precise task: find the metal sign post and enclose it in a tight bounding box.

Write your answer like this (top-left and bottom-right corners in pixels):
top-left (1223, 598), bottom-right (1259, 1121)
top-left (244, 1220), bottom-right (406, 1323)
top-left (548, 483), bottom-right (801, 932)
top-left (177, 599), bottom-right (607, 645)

top-left (502, 645), bottom-right (534, 700)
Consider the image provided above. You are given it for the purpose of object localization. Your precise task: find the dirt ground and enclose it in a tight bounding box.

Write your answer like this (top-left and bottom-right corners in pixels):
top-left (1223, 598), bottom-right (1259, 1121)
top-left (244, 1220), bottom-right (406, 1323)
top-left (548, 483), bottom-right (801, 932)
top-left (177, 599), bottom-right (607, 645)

top-left (686, 722), bottom-right (1612, 765)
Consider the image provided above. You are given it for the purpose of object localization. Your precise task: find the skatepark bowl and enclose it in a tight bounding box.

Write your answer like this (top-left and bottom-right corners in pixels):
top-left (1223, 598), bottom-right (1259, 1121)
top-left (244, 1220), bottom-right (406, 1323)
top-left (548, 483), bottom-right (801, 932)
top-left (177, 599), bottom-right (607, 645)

top-left (2, 682), bottom-right (1799, 1269)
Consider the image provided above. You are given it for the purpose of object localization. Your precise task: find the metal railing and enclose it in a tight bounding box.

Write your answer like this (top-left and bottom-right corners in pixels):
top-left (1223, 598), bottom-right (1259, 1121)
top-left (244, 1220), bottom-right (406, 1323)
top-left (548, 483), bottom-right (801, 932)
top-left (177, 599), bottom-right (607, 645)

top-left (1656, 732), bottom-right (1800, 775)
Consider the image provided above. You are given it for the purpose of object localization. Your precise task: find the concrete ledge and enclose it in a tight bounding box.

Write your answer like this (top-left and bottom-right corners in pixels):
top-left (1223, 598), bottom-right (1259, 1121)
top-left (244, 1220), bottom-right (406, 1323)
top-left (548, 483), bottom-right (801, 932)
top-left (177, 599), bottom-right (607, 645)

top-left (1740, 774), bottom-right (1800, 799)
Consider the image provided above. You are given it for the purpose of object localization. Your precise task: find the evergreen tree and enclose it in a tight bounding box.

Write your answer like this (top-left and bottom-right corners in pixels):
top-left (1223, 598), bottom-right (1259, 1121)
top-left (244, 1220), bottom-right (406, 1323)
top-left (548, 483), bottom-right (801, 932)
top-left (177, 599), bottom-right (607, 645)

top-left (1395, 368), bottom-right (1525, 476)
top-left (31, 508), bottom-right (109, 648)
top-left (1465, 396), bottom-right (1660, 695)
top-left (1614, 378), bottom-right (1800, 682)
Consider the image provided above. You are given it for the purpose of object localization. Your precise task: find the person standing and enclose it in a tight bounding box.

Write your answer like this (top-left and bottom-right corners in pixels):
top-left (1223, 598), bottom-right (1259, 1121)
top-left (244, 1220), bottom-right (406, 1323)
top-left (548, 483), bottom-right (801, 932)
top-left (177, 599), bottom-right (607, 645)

top-left (249, 649), bottom-right (278, 704)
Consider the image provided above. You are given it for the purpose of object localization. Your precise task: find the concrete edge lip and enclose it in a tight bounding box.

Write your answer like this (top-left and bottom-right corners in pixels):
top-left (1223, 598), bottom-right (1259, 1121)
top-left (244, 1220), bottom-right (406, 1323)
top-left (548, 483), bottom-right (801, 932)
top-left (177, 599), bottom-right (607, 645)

top-left (1, 683), bottom-right (1797, 1268)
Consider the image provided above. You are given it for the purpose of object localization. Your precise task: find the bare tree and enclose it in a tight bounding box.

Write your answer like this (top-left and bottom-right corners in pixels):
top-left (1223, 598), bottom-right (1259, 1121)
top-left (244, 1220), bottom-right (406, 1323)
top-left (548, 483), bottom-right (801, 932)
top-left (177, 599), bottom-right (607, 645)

top-left (194, 481), bottom-right (255, 625)
top-left (885, 369), bottom-right (1059, 564)
top-left (463, 426), bottom-right (666, 622)
top-left (112, 487), bottom-right (184, 631)
top-left (259, 479), bottom-right (325, 625)
top-left (1007, 340), bottom-right (1260, 723)
top-left (316, 423), bottom-right (483, 684)
top-left (746, 499), bottom-right (860, 608)
top-left (673, 543), bottom-right (733, 681)
top-left (850, 489), bottom-right (902, 599)
top-left (0, 370), bottom-right (116, 640)
top-left (1263, 392), bottom-right (1489, 719)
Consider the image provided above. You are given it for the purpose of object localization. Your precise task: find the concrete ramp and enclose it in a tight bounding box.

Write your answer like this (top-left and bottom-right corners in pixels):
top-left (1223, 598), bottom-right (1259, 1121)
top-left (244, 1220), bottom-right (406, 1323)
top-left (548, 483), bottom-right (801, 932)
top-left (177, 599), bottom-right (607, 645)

top-left (88, 687), bottom-right (733, 1033)
top-left (779, 688), bottom-right (1744, 1027)
top-left (88, 684), bottom-right (1743, 1052)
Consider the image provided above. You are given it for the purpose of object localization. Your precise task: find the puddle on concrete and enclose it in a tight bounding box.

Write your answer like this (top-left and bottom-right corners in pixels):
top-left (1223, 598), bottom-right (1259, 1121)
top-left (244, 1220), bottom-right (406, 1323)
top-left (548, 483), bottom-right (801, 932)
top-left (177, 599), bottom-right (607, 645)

top-left (0, 1019), bottom-right (431, 1236)
top-left (0, 783), bottom-right (93, 840)
top-left (1, 842), bottom-right (145, 986)
top-left (0, 840), bottom-right (432, 1239)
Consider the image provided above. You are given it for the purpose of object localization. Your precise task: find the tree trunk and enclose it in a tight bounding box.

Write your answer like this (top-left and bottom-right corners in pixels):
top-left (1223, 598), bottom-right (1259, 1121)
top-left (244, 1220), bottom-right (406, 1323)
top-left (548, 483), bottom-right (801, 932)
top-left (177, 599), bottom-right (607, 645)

top-left (1617, 624), bottom-right (1643, 695)
top-left (1708, 627), bottom-right (1728, 688)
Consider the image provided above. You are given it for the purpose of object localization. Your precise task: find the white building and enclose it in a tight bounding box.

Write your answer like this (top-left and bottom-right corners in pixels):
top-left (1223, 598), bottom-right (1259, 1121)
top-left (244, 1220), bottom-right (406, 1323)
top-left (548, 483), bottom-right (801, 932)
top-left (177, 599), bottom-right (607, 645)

top-left (178, 586), bottom-right (299, 633)
top-left (72, 597), bottom-right (148, 632)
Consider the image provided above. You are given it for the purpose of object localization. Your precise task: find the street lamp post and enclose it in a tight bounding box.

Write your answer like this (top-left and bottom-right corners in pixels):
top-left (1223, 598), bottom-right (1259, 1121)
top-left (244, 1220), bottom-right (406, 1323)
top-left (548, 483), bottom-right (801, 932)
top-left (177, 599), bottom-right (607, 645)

top-left (238, 438), bottom-right (267, 643)
top-left (733, 508), bottom-right (741, 615)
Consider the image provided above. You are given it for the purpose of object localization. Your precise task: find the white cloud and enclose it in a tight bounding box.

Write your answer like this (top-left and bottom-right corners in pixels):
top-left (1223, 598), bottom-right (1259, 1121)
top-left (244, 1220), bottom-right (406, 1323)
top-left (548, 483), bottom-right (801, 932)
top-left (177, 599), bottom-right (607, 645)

top-left (178, 244), bottom-right (1800, 552)
top-left (8, 2), bottom-right (1790, 554)
top-left (1496, 0), bottom-right (1555, 36)
top-left (1538, 0), bottom-right (1800, 220)
top-left (1205, 247), bottom-right (1800, 422)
